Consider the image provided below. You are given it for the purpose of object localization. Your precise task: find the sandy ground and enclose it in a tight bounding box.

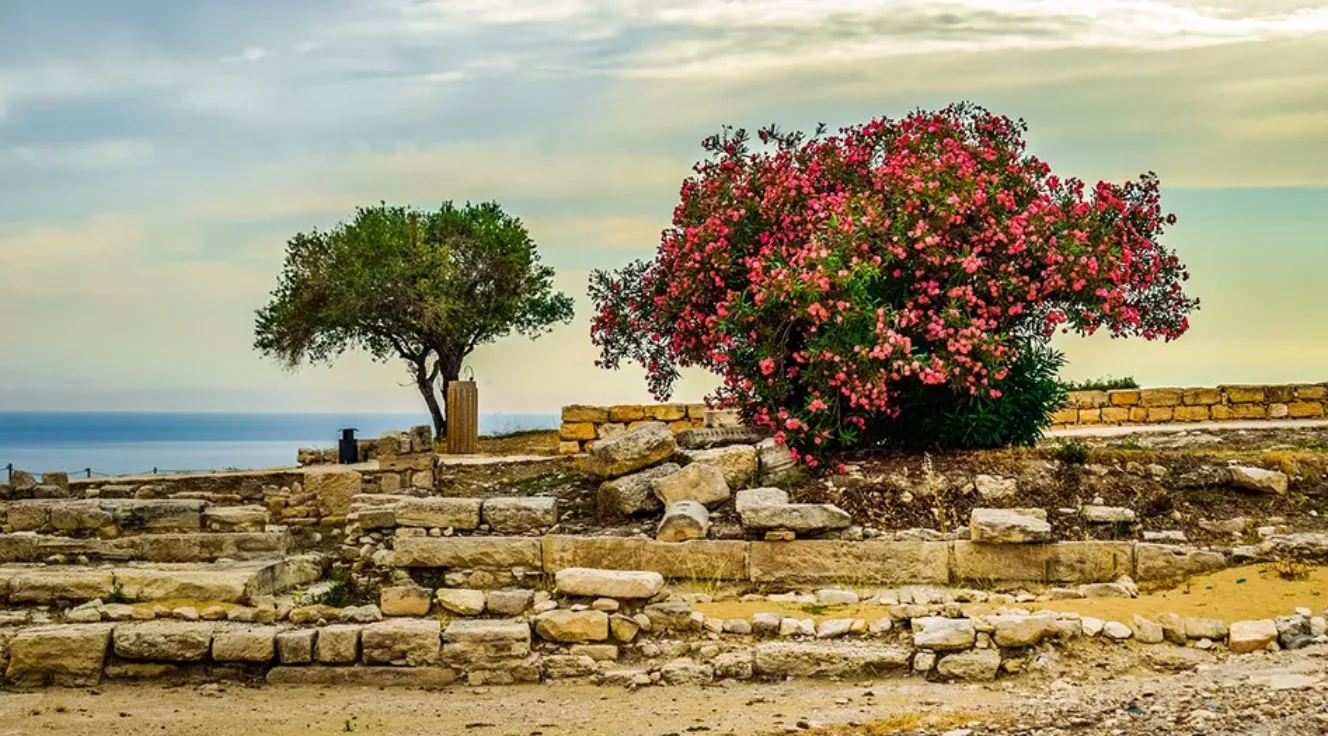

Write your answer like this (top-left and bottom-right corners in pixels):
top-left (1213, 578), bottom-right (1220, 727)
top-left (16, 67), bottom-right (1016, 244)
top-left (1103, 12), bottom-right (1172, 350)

top-left (4, 647), bottom-right (1328, 736)
top-left (0, 678), bottom-right (1009, 736)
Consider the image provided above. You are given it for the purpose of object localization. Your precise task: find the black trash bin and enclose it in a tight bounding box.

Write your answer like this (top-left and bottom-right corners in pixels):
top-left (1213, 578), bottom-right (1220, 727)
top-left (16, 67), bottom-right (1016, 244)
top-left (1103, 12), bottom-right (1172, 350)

top-left (338, 428), bottom-right (359, 464)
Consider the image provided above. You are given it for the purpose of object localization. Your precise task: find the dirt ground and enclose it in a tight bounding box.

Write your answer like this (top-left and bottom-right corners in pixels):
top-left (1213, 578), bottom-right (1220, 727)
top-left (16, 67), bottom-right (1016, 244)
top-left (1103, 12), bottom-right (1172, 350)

top-left (4, 647), bottom-right (1327, 736)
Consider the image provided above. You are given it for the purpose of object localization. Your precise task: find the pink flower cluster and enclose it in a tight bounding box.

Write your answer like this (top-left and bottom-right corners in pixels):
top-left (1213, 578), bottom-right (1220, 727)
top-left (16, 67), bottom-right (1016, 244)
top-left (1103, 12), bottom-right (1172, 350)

top-left (590, 104), bottom-right (1196, 462)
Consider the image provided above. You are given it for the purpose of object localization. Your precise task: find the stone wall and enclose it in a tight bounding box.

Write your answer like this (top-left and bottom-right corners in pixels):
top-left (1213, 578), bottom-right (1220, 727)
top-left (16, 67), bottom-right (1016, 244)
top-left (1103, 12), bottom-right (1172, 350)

top-left (559, 404), bottom-right (710, 454)
top-left (1053, 383), bottom-right (1328, 428)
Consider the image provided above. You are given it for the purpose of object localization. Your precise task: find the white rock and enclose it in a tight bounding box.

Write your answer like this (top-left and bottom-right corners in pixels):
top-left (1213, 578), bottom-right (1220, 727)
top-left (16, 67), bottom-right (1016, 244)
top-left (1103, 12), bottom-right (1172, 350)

top-left (969, 508), bottom-right (1051, 544)
top-left (555, 568), bottom-right (665, 599)
top-left (816, 619), bottom-right (853, 639)
top-left (911, 617), bottom-right (976, 651)
top-left (436, 589), bottom-right (486, 616)
top-left (1102, 621), bottom-right (1133, 640)
top-left (1227, 466), bottom-right (1289, 494)
top-left (816, 589), bottom-right (860, 605)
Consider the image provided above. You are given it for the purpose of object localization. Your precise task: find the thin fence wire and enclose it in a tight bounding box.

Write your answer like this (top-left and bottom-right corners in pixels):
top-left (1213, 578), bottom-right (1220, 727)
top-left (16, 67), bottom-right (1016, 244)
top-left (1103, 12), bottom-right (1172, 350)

top-left (4, 463), bottom-right (223, 482)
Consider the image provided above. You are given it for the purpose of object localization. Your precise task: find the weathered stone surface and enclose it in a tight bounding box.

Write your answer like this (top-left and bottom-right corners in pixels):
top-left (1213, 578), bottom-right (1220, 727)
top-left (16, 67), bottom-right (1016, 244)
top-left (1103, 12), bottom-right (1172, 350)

top-left (436, 588), bottom-right (486, 615)
top-left (555, 567), bottom-right (665, 599)
top-left (754, 642), bottom-right (910, 679)
top-left (1227, 466), bottom-right (1289, 494)
top-left (660, 658), bottom-right (714, 685)
top-left (393, 536), bottom-right (542, 569)
top-left (1229, 619), bottom-right (1278, 654)
top-left (542, 536), bottom-right (748, 580)
top-left (973, 475), bottom-right (1018, 500)
top-left (713, 650), bottom-right (754, 679)
top-left (395, 498), bottom-right (482, 530)
top-left (361, 619), bottom-right (441, 666)
top-left (675, 426), bottom-right (767, 450)
top-left (1131, 615), bottom-right (1164, 644)
top-left (679, 445), bottom-right (758, 488)
top-left (534, 610), bottom-right (609, 642)
top-left (597, 464), bottom-right (677, 517)
top-left (610, 615), bottom-right (641, 642)
top-left (2, 558), bottom-right (319, 604)
top-left (315, 625), bottom-right (361, 663)
top-left (936, 648), bottom-right (1000, 681)
top-left (211, 626), bottom-right (278, 662)
top-left (562, 405), bottom-right (609, 423)
top-left (749, 540), bottom-right (948, 585)
top-left (304, 468), bottom-right (362, 517)
top-left (969, 508), bottom-right (1051, 544)
top-left (5, 624), bottom-right (113, 686)
top-left (442, 619), bottom-right (531, 662)
top-left (657, 501), bottom-right (709, 542)
top-left (988, 615), bottom-right (1058, 647)
top-left (114, 621), bottom-right (214, 661)
top-left (735, 488), bottom-right (790, 512)
top-left (740, 504), bottom-right (851, 532)
top-left (1135, 544), bottom-right (1227, 582)
top-left (651, 463), bottom-right (730, 508)
top-left (203, 506), bottom-right (268, 531)
top-left (911, 617), bottom-right (975, 651)
top-left (1184, 617), bottom-right (1229, 640)
top-left (1082, 506), bottom-right (1137, 524)
top-left (1145, 646), bottom-right (1215, 671)
top-left (267, 666), bottom-right (458, 688)
top-left (755, 439), bottom-right (803, 486)
top-left (276, 629), bottom-right (316, 664)
top-left (486, 589), bottom-right (534, 616)
top-left (951, 541), bottom-right (1132, 584)
top-left (544, 654), bottom-right (600, 679)
top-left (381, 585), bottom-right (433, 616)
top-left (586, 422), bottom-right (676, 479)
top-left (1156, 613), bottom-right (1186, 645)
top-left (481, 497), bottom-right (557, 534)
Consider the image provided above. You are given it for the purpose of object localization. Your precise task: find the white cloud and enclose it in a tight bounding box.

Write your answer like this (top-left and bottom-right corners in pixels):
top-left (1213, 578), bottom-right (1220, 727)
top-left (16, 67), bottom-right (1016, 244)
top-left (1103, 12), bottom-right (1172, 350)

top-left (3, 140), bottom-right (155, 171)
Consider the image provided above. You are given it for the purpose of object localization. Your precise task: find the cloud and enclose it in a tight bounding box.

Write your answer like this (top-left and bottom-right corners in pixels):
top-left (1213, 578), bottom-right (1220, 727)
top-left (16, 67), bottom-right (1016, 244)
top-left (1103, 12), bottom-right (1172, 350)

top-left (2, 140), bottom-right (155, 171)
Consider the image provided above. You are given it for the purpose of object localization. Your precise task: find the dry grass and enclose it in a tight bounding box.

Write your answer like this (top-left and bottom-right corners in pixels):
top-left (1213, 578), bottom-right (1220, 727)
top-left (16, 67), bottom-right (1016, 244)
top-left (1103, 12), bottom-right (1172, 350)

top-left (762, 710), bottom-right (1000, 735)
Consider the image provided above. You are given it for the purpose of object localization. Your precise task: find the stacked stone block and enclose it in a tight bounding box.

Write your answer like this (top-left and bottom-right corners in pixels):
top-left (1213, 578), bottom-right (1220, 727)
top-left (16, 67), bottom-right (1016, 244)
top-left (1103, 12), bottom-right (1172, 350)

top-left (1051, 383), bottom-right (1328, 427)
top-left (558, 404), bottom-right (707, 454)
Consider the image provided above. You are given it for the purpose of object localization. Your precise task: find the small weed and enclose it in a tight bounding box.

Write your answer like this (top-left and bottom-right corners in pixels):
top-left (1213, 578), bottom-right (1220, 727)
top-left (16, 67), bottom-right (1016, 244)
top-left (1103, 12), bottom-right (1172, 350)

top-left (799, 603), bottom-right (845, 616)
top-left (106, 575), bottom-right (128, 604)
top-left (1057, 439), bottom-right (1090, 465)
top-left (1274, 559), bottom-right (1310, 581)
top-left (315, 566), bottom-right (379, 608)
top-left (1112, 440), bottom-right (1145, 451)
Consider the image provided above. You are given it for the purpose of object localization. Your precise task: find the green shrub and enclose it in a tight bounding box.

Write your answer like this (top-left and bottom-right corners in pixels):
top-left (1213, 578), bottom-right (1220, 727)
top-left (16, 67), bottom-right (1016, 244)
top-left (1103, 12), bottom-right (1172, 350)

top-left (872, 342), bottom-right (1069, 451)
top-left (1057, 439), bottom-right (1090, 465)
top-left (1060, 376), bottom-right (1140, 392)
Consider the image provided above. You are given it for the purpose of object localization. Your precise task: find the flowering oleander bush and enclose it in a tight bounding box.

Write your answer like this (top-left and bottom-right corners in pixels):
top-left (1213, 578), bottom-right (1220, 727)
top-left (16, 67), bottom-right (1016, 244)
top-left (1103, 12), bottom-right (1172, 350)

top-left (590, 103), bottom-right (1197, 465)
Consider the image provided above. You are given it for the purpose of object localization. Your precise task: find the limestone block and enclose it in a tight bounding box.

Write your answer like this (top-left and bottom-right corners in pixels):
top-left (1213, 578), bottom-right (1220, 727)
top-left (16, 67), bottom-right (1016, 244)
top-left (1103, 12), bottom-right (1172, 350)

top-left (361, 619), bottom-right (441, 666)
top-left (1109, 390), bottom-right (1141, 406)
top-left (542, 535), bottom-right (748, 580)
top-left (276, 629), bottom-right (316, 664)
top-left (749, 540), bottom-right (948, 585)
top-left (657, 501), bottom-right (710, 542)
top-left (651, 462), bottom-right (730, 507)
top-left (1229, 619), bottom-right (1278, 654)
top-left (5, 624), bottom-right (113, 687)
top-left (585, 422), bottom-right (676, 479)
top-left (212, 626), bottom-right (278, 662)
top-left (740, 504), bottom-right (851, 532)
top-left (1135, 544), bottom-right (1226, 582)
top-left (394, 498), bottom-right (482, 529)
top-left (315, 625), bottom-right (361, 663)
top-left (562, 405), bottom-right (609, 423)
top-left (951, 541), bottom-right (1132, 584)
top-left (534, 610), bottom-right (610, 643)
top-left (1138, 389), bottom-right (1182, 407)
top-left (481, 497), bottom-right (557, 534)
top-left (559, 422), bottom-right (596, 442)
top-left (608, 405), bottom-right (646, 422)
top-left (597, 463), bottom-right (678, 517)
top-left (381, 585), bottom-right (433, 616)
top-left (555, 567), bottom-right (665, 599)
top-left (1222, 385), bottom-right (1266, 403)
top-left (969, 508), bottom-right (1051, 544)
top-left (753, 642), bottom-right (910, 679)
top-left (435, 588), bottom-right (486, 615)
top-left (935, 648), bottom-right (1000, 681)
top-left (678, 445), bottom-right (758, 487)
top-left (304, 469), bottom-right (363, 517)
top-left (911, 617), bottom-right (975, 651)
top-left (1227, 466), bottom-right (1288, 494)
top-left (113, 621), bottom-right (214, 661)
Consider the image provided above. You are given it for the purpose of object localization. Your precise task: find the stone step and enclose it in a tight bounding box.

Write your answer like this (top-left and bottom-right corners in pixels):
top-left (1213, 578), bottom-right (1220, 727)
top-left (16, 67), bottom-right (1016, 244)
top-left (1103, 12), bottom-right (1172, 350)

top-left (0, 532), bottom-right (290, 564)
top-left (2, 499), bottom-right (207, 535)
top-left (0, 555), bottom-right (323, 604)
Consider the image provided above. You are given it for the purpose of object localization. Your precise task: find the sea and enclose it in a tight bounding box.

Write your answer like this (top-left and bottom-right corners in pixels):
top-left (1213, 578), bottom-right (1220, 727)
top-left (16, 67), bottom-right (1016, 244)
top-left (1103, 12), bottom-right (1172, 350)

top-left (0, 412), bottom-right (558, 479)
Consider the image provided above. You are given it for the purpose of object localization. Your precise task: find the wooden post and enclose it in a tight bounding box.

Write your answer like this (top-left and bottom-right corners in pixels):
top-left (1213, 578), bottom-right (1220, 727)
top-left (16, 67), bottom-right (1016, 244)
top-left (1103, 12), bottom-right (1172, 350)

top-left (446, 380), bottom-right (479, 454)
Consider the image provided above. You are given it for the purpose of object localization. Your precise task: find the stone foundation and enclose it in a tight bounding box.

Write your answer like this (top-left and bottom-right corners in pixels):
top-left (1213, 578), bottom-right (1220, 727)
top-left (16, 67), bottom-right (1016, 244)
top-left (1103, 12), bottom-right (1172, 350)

top-left (558, 404), bottom-right (709, 454)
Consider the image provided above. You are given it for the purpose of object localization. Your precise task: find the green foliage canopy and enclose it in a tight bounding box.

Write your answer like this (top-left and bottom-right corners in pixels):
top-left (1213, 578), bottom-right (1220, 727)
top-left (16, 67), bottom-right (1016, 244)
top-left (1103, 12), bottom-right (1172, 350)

top-left (255, 201), bottom-right (574, 434)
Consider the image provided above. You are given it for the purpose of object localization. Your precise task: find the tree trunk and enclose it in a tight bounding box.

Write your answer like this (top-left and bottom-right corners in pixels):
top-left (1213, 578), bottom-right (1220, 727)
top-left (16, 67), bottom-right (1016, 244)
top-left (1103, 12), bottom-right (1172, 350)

top-left (414, 359), bottom-right (446, 439)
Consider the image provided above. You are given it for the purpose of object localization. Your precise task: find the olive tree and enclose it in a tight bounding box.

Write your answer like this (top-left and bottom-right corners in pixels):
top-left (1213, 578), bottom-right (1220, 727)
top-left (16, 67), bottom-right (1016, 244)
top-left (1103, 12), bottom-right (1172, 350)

top-left (255, 201), bottom-right (574, 436)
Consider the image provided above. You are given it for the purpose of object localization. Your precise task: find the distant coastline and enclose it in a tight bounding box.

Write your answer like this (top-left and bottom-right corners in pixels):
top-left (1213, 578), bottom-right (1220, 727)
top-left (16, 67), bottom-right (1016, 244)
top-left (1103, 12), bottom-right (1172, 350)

top-left (0, 411), bottom-right (558, 477)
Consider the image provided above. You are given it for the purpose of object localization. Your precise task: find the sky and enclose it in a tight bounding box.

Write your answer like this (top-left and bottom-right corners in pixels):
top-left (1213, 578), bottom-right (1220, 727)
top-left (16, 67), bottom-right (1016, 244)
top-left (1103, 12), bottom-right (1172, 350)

top-left (1, 0), bottom-right (1326, 415)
